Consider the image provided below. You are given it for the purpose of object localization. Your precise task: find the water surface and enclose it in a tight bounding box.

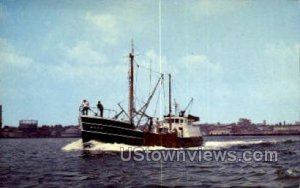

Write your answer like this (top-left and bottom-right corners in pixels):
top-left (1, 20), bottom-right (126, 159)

top-left (1, 136), bottom-right (300, 187)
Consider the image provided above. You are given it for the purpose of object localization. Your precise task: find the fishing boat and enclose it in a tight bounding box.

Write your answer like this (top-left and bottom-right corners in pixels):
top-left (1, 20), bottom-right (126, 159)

top-left (80, 42), bottom-right (203, 148)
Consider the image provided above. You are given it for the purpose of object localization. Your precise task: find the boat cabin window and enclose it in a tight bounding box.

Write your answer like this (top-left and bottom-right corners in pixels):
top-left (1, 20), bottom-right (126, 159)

top-left (164, 118), bottom-right (187, 124)
top-left (165, 118), bottom-right (187, 124)
top-left (165, 119), bottom-right (171, 123)
top-left (165, 119), bottom-right (175, 123)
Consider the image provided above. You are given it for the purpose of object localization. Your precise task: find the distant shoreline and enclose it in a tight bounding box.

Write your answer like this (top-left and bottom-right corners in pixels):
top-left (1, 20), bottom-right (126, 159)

top-left (1, 133), bottom-right (300, 139)
top-left (204, 133), bottom-right (300, 136)
top-left (0, 136), bottom-right (81, 139)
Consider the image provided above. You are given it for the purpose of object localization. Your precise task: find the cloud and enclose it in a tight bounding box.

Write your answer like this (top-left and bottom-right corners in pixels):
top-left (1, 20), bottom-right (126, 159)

top-left (184, 54), bottom-right (222, 73)
top-left (0, 37), bottom-right (123, 83)
top-left (137, 50), bottom-right (223, 77)
top-left (144, 50), bottom-right (168, 71)
top-left (45, 40), bottom-right (130, 83)
top-left (128, 50), bottom-right (226, 109)
top-left (84, 13), bottom-right (119, 44)
top-left (178, 54), bottom-right (223, 82)
top-left (65, 41), bottom-right (107, 66)
top-left (0, 38), bottom-right (33, 72)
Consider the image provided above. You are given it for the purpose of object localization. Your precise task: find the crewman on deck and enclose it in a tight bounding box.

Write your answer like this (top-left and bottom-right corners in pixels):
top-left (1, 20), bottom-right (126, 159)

top-left (81, 99), bottom-right (90, 115)
top-left (97, 101), bottom-right (104, 117)
top-left (148, 118), bottom-right (153, 132)
top-left (153, 118), bottom-right (160, 133)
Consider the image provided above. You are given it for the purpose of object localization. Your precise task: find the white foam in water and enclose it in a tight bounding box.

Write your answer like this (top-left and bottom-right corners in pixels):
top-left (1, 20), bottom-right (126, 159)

top-left (203, 140), bottom-right (263, 149)
top-left (61, 139), bottom-right (249, 152)
top-left (203, 136), bottom-right (300, 150)
top-left (87, 140), bottom-right (168, 151)
top-left (62, 139), bottom-right (84, 151)
top-left (62, 139), bottom-right (168, 152)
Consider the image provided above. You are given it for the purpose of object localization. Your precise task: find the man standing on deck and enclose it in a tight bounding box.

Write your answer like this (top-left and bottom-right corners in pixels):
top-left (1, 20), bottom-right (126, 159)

top-left (81, 99), bottom-right (90, 115)
top-left (97, 101), bottom-right (104, 117)
top-left (153, 118), bottom-right (160, 133)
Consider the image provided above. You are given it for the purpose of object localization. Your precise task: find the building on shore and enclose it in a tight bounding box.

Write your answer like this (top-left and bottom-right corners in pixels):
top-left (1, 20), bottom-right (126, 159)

top-left (197, 118), bottom-right (300, 136)
top-left (1, 120), bottom-right (81, 138)
top-left (208, 126), bottom-right (232, 135)
top-left (61, 126), bottom-right (81, 137)
top-left (19, 120), bottom-right (38, 132)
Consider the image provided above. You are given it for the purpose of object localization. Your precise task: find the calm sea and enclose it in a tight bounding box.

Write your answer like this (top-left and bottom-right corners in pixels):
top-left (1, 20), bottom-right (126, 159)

top-left (0, 136), bottom-right (299, 187)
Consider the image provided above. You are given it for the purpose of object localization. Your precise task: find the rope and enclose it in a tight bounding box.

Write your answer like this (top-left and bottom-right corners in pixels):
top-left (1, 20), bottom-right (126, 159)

top-left (135, 60), bottom-right (163, 76)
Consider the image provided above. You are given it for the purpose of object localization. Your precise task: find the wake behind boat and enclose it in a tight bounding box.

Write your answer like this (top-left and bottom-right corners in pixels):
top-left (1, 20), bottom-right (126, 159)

top-left (79, 42), bottom-right (203, 148)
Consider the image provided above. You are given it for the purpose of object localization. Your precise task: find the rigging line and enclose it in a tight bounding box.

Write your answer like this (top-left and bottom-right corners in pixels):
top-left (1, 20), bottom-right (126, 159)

top-left (134, 60), bottom-right (162, 75)
top-left (135, 76), bottom-right (162, 127)
top-left (149, 59), bottom-right (152, 97)
top-left (172, 77), bottom-right (181, 106)
top-left (134, 63), bottom-right (149, 111)
top-left (134, 62), bottom-right (139, 111)
top-left (153, 86), bottom-right (161, 118)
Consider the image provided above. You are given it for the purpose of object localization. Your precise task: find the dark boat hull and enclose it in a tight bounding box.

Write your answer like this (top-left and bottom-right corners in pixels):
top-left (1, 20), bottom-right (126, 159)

top-left (81, 116), bottom-right (203, 148)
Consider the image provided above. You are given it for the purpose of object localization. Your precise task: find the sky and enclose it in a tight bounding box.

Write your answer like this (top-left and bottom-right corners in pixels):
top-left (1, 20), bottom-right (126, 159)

top-left (0, 0), bottom-right (299, 126)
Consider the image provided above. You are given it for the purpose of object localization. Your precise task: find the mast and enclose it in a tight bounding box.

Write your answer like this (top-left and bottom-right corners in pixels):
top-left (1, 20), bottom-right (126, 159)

top-left (169, 74), bottom-right (172, 131)
top-left (129, 41), bottom-right (134, 125)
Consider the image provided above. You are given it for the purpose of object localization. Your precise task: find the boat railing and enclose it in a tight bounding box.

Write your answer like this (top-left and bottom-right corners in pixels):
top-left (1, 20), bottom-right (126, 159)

top-left (79, 107), bottom-right (118, 119)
